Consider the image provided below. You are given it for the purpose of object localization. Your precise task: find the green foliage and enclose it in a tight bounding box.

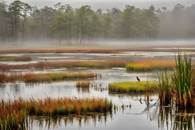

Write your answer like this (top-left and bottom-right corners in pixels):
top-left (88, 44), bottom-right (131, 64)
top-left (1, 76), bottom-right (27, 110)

top-left (173, 54), bottom-right (192, 107)
top-left (0, 0), bottom-right (159, 41)
top-left (157, 71), bottom-right (173, 105)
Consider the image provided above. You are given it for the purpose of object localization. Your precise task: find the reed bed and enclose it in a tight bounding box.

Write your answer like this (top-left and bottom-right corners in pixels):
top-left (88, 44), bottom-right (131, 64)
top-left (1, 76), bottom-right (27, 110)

top-left (0, 72), bottom-right (97, 83)
top-left (109, 81), bottom-right (158, 94)
top-left (0, 56), bottom-right (31, 61)
top-left (0, 60), bottom-right (128, 70)
top-left (0, 98), bottom-right (112, 129)
top-left (173, 54), bottom-right (192, 107)
top-left (0, 100), bottom-right (27, 130)
top-left (126, 59), bottom-right (175, 71)
top-left (25, 98), bottom-right (112, 116)
top-left (157, 71), bottom-right (173, 105)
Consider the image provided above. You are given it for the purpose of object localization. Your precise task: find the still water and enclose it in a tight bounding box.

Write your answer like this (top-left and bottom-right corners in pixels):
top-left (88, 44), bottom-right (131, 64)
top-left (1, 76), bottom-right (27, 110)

top-left (0, 50), bottom-right (195, 130)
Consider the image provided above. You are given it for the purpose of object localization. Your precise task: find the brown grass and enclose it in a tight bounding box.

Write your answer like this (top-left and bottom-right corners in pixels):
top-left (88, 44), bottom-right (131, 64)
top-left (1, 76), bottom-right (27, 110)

top-left (76, 80), bottom-right (91, 92)
top-left (1, 98), bottom-right (112, 116)
top-left (0, 72), bottom-right (97, 83)
top-left (0, 98), bottom-right (112, 129)
top-left (0, 60), bottom-right (128, 70)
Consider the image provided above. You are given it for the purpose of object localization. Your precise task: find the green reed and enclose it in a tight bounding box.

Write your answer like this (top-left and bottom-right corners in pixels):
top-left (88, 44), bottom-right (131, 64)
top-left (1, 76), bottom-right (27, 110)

top-left (174, 54), bottom-right (192, 107)
top-left (158, 71), bottom-right (173, 105)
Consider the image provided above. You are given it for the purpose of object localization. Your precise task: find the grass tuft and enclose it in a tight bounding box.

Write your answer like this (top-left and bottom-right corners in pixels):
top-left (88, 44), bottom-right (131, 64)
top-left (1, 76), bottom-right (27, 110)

top-left (0, 72), bottom-right (97, 83)
top-left (109, 81), bottom-right (158, 94)
top-left (0, 98), bottom-right (112, 129)
top-left (126, 59), bottom-right (175, 71)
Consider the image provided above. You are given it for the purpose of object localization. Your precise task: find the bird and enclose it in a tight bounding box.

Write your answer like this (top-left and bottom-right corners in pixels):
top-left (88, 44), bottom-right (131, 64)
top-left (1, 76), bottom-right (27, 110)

top-left (136, 76), bottom-right (141, 82)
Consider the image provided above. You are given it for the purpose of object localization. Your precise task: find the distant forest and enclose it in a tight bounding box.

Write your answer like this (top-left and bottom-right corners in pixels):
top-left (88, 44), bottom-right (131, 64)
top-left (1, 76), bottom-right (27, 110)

top-left (0, 0), bottom-right (195, 42)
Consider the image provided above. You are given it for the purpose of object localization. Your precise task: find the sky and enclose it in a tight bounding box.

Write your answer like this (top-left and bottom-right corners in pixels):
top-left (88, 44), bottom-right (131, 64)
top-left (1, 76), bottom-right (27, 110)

top-left (2, 0), bottom-right (195, 9)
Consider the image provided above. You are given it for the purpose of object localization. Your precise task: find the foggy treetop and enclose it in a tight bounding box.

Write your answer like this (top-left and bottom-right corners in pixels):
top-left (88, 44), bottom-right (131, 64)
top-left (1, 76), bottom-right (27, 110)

top-left (0, 0), bottom-right (195, 42)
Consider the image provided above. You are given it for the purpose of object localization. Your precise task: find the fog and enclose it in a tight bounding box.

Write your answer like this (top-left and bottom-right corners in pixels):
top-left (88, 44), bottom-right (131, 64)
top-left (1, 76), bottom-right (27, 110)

top-left (1, 0), bottom-right (195, 48)
top-left (4, 0), bottom-right (195, 9)
top-left (1, 39), bottom-right (195, 49)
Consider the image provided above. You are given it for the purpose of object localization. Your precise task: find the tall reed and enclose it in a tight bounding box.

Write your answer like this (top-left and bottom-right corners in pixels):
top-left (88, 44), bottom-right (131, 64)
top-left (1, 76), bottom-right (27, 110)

top-left (173, 54), bottom-right (192, 107)
top-left (158, 71), bottom-right (173, 105)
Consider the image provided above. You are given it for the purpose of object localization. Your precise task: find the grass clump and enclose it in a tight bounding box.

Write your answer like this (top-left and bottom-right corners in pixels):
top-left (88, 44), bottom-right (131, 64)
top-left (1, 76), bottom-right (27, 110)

top-left (0, 56), bottom-right (31, 61)
top-left (109, 81), bottom-right (158, 94)
top-left (76, 80), bottom-right (90, 88)
top-left (0, 72), bottom-right (97, 83)
top-left (0, 101), bottom-right (27, 130)
top-left (25, 98), bottom-right (112, 115)
top-left (0, 60), bottom-right (128, 70)
top-left (0, 98), bottom-right (112, 116)
top-left (173, 54), bottom-right (192, 107)
top-left (76, 80), bottom-right (90, 92)
top-left (126, 59), bottom-right (175, 71)
top-left (158, 71), bottom-right (173, 105)
top-left (0, 98), bottom-right (112, 129)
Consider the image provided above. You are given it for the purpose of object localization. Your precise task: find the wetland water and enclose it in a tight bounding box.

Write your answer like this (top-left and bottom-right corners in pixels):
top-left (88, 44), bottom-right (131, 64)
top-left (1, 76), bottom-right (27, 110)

top-left (0, 50), bottom-right (195, 130)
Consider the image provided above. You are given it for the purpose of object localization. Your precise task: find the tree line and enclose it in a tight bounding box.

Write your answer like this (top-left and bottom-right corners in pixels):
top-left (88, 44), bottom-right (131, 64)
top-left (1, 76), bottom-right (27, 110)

top-left (0, 1), bottom-right (195, 42)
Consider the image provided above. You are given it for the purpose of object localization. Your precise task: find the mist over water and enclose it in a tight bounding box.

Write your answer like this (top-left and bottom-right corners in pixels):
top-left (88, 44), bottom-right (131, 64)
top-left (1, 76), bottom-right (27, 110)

top-left (0, 39), bottom-right (195, 49)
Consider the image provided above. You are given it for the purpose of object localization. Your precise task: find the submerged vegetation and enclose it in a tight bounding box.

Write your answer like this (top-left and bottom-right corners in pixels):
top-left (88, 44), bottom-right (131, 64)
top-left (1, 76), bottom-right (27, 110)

top-left (126, 59), bottom-right (175, 71)
top-left (0, 98), bottom-right (112, 129)
top-left (109, 81), bottom-right (158, 94)
top-left (0, 72), bottom-right (97, 83)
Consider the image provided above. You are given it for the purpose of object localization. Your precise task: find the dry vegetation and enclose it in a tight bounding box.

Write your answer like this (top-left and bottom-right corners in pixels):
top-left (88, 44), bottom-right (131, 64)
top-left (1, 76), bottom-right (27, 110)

top-left (0, 72), bottom-right (97, 83)
top-left (76, 80), bottom-right (90, 89)
top-left (76, 80), bottom-right (91, 92)
top-left (126, 59), bottom-right (175, 71)
top-left (0, 98), bottom-right (112, 129)
top-left (0, 60), bottom-right (128, 70)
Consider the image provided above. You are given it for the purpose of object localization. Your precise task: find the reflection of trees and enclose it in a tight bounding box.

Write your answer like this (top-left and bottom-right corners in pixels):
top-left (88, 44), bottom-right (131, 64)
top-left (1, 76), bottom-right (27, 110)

top-left (29, 112), bottom-right (112, 129)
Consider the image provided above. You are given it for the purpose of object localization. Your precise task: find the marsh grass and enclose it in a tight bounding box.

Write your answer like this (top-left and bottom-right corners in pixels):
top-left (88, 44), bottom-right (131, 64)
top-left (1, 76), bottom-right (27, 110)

top-left (0, 100), bottom-right (27, 130)
top-left (76, 80), bottom-right (90, 92)
top-left (173, 54), bottom-right (192, 107)
top-left (0, 98), bottom-right (112, 129)
top-left (0, 56), bottom-right (31, 61)
top-left (0, 72), bottom-right (97, 83)
top-left (126, 59), bottom-right (175, 71)
top-left (109, 81), bottom-right (158, 94)
top-left (0, 60), bottom-right (128, 70)
top-left (158, 71), bottom-right (173, 105)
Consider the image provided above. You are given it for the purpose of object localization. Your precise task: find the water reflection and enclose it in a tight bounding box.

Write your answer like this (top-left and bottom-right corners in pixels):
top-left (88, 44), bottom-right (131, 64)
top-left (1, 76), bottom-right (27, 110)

top-left (157, 103), bottom-right (195, 130)
top-left (29, 112), bottom-right (113, 130)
